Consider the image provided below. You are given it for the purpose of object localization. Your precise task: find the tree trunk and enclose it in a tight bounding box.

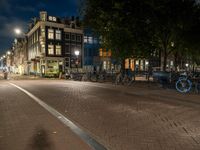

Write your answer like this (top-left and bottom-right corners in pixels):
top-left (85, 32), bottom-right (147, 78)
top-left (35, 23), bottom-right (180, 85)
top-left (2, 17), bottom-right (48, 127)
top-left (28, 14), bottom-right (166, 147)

top-left (174, 52), bottom-right (178, 71)
top-left (163, 49), bottom-right (167, 71)
top-left (120, 58), bottom-right (125, 74)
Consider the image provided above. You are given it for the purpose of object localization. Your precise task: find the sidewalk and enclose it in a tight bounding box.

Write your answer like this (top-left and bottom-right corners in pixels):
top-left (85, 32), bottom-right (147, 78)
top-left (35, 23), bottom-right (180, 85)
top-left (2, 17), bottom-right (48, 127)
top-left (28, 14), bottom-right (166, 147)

top-left (0, 82), bottom-right (92, 150)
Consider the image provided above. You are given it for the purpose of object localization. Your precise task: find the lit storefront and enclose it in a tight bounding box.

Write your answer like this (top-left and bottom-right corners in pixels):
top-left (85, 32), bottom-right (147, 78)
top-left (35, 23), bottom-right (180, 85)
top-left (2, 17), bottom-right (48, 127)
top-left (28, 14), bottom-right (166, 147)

top-left (40, 58), bottom-right (64, 77)
top-left (125, 58), bottom-right (149, 71)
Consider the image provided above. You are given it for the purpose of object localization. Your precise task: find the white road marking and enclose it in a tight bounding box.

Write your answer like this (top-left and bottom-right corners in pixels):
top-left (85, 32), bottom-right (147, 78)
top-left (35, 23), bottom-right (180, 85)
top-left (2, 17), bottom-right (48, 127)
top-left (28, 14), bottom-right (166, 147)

top-left (9, 83), bottom-right (107, 150)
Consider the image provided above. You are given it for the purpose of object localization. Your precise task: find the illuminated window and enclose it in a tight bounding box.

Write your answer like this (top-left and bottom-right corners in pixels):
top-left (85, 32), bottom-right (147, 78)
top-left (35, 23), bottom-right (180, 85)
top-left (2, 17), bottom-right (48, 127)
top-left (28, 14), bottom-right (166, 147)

top-left (56, 45), bottom-right (61, 55)
top-left (99, 48), bottom-right (103, 56)
top-left (84, 36), bottom-right (88, 43)
top-left (41, 13), bottom-right (46, 21)
top-left (41, 44), bottom-right (45, 53)
top-left (55, 30), bottom-right (61, 40)
top-left (88, 37), bottom-right (93, 44)
top-left (41, 28), bottom-right (45, 37)
top-left (125, 59), bottom-right (129, 69)
top-left (53, 17), bottom-right (57, 21)
top-left (49, 16), bottom-right (53, 21)
top-left (48, 29), bottom-right (54, 39)
top-left (103, 61), bottom-right (107, 70)
top-left (48, 45), bottom-right (54, 55)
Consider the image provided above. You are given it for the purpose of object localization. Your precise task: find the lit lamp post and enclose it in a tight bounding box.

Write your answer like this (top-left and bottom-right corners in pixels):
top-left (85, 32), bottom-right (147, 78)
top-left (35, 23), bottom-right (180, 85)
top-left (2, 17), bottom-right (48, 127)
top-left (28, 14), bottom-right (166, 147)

top-left (185, 63), bottom-right (189, 71)
top-left (74, 50), bottom-right (80, 73)
top-left (14, 28), bottom-right (22, 35)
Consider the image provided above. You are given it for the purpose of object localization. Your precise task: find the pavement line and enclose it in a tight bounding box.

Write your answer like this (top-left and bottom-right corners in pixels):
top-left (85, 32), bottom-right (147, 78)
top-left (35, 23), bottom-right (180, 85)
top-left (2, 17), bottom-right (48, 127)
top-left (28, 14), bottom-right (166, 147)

top-left (9, 83), bottom-right (107, 150)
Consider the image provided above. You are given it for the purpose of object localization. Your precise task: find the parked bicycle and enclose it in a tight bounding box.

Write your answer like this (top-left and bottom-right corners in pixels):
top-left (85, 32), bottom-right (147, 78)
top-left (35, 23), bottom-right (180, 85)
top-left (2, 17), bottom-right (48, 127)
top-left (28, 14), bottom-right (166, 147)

top-left (115, 72), bottom-right (135, 86)
top-left (175, 72), bottom-right (200, 93)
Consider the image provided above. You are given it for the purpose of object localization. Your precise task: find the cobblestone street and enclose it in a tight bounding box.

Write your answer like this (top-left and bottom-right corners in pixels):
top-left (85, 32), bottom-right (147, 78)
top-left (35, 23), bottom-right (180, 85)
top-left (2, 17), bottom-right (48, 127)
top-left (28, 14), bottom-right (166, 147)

top-left (1, 79), bottom-right (199, 150)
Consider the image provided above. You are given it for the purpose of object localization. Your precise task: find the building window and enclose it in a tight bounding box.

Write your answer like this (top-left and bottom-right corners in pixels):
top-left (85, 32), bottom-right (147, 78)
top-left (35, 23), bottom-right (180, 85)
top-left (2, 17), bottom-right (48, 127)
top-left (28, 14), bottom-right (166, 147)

top-left (65, 33), bottom-right (70, 40)
top-left (65, 44), bottom-right (70, 54)
top-left (88, 37), bottom-right (93, 44)
top-left (99, 48), bottom-right (103, 56)
top-left (56, 45), bottom-right (61, 55)
top-left (84, 36), bottom-right (88, 43)
top-left (48, 29), bottom-right (54, 39)
top-left (53, 17), bottom-right (57, 21)
top-left (94, 38), bottom-right (98, 44)
top-left (48, 44), bottom-right (54, 55)
top-left (49, 16), bottom-right (53, 21)
top-left (71, 34), bottom-right (76, 41)
top-left (41, 27), bottom-right (45, 37)
top-left (41, 44), bottom-right (45, 53)
top-left (103, 61), bottom-right (107, 70)
top-left (56, 30), bottom-right (61, 40)
top-left (49, 16), bottom-right (57, 22)
top-left (77, 35), bottom-right (81, 42)
top-left (41, 13), bottom-right (46, 21)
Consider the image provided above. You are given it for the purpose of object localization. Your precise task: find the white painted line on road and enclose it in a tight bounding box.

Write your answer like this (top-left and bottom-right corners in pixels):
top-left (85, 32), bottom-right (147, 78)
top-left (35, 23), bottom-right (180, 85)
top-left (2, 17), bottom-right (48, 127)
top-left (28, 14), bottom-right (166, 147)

top-left (9, 83), bottom-right (107, 150)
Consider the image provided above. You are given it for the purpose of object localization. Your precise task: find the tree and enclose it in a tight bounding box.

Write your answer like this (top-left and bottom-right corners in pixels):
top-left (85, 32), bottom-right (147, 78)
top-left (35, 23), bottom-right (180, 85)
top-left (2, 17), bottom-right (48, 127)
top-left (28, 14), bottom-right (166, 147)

top-left (82, 0), bottom-right (200, 71)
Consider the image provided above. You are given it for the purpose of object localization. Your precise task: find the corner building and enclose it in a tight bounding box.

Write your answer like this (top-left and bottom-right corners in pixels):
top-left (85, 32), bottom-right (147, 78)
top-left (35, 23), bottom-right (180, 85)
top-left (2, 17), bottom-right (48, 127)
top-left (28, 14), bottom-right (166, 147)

top-left (27, 11), bottom-right (83, 77)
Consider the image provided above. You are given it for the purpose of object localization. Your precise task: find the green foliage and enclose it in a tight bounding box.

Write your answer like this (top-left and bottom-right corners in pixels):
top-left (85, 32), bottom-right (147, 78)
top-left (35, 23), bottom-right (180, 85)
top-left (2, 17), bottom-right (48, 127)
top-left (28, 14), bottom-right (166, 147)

top-left (82, 0), bottom-right (200, 69)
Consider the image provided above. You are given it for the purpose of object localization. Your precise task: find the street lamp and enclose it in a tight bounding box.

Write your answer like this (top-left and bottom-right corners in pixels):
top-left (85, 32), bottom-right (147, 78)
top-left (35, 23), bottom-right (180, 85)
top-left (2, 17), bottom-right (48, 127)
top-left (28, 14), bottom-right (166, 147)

top-left (74, 50), bottom-right (80, 72)
top-left (75, 50), bottom-right (80, 56)
top-left (14, 28), bottom-right (22, 35)
top-left (7, 51), bottom-right (11, 55)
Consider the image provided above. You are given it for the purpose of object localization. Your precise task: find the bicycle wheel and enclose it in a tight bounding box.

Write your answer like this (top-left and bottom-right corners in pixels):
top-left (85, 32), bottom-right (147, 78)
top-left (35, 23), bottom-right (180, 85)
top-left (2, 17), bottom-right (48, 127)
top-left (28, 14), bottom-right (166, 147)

top-left (175, 78), bottom-right (192, 93)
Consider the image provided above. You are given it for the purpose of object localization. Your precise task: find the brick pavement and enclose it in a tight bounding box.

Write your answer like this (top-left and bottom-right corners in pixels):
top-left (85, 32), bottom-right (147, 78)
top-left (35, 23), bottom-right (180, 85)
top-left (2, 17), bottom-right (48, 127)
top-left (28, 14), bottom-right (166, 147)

top-left (0, 81), bottom-right (92, 150)
top-left (11, 80), bottom-right (200, 150)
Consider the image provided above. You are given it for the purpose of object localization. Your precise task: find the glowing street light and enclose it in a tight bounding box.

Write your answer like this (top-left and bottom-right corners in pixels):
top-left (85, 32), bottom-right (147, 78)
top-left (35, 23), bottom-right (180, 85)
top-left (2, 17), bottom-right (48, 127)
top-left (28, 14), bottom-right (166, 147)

top-left (185, 63), bottom-right (189, 67)
top-left (14, 28), bottom-right (22, 35)
top-left (74, 50), bottom-right (80, 56)
top-left (74, 50), bottom-right (80, 72)
top-left (3, 55), bottom-right (5, 58)
top-left (7, 51), bottom-right (11, 55)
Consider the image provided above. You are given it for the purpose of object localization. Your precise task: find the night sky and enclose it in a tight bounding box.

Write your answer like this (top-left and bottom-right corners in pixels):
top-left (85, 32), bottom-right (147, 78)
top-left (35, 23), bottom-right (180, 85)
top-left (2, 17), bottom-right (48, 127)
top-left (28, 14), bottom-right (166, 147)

top-left (0, 0), bottom-right (79, 55)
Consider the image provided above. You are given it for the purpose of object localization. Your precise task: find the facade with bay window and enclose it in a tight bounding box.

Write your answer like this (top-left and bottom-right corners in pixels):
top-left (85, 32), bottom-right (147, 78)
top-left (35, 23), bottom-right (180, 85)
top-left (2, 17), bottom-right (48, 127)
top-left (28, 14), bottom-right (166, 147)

top-left (27, 11), bottom-right (83, 76)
